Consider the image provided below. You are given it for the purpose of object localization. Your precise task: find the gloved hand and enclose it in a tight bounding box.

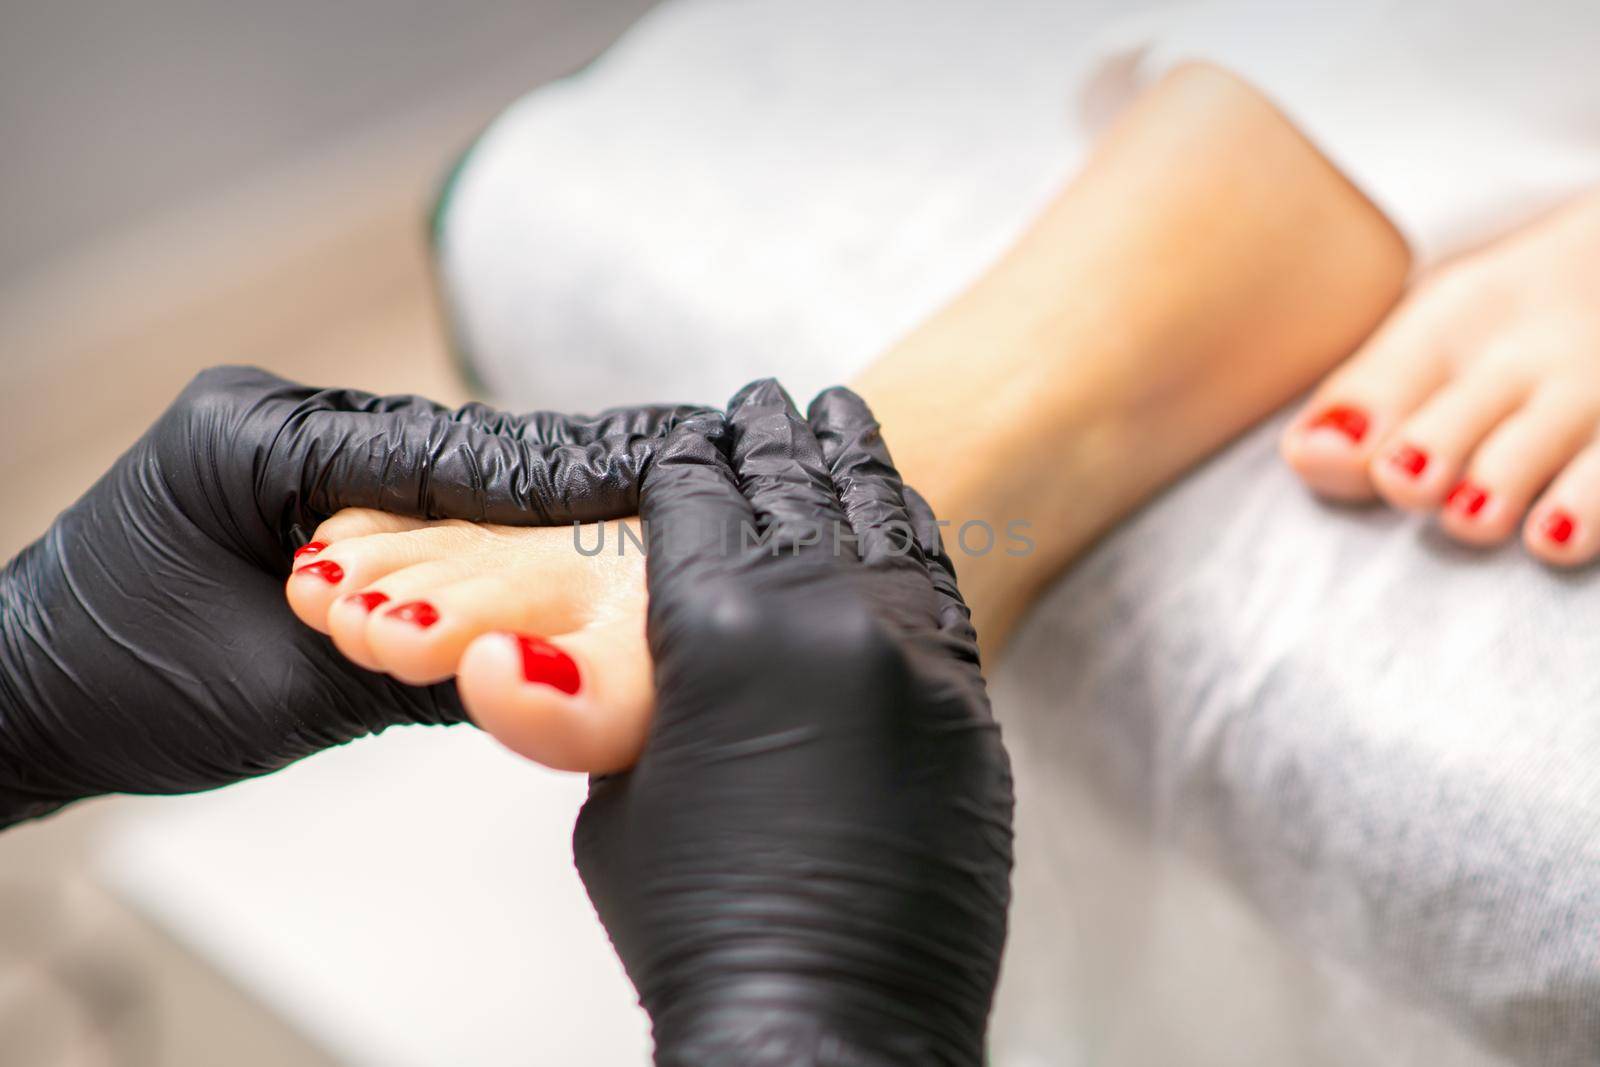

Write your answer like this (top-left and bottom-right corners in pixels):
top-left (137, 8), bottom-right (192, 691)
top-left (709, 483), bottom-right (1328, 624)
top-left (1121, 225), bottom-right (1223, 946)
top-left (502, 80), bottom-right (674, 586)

top-left (0, 365), bottom-right (701, 828)
top-left (575, 381), bottom-right (1015, 1066)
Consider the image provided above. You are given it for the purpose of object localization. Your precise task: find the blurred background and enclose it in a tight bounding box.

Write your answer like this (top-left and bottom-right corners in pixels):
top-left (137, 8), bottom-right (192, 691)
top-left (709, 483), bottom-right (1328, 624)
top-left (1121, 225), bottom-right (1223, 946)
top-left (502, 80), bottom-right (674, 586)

top-left (0, 3), bottom-right (656, 1064)
top-left (6, 3), bottom-right (1585, 1066)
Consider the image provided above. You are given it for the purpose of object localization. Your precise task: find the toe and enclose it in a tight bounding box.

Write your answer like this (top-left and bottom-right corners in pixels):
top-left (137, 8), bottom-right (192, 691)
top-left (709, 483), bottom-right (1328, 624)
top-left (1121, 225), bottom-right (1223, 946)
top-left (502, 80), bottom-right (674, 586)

top-left (1366, 358), bottom-right (1529, 515)
top-left (285, 521), bottom-right (500, 633)
top-left (1437, 388), bottom-right (1595, 545)
top-left (1283, 305), bottom-right (1451, 500)
top-left (285, 555), bottom-right (356, 633)
top-left (289, 509), bottom-right (428, 574)
top-left (310, 507), bottom-right (431, 544)
top-left (324, 589), bottom-right (393, 672)
top-left (459, 621), bottom-right (653, 774)
top-left (1526, 439), bottom-right (1600, 567)
top-left (359, 560), bottom-right (617, 687)
top-left (1284, 401), bottom-right (1377, 502)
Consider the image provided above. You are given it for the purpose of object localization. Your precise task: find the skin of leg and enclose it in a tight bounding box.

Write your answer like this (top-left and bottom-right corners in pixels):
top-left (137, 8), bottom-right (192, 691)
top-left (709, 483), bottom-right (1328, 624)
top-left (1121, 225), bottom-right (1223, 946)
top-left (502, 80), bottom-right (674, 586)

top-left (289, 62), bottom-right (1410, 770)
top-left (1290, 187), bottom-right (1600, 561)
top-left (853, 61), bottom-right (1410, 650)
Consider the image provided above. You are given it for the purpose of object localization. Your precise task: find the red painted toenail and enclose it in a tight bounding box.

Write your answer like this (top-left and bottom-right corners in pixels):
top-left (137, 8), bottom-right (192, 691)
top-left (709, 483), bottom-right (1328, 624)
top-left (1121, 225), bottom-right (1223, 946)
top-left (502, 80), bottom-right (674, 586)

top-left (1542, 511), bottom-right (1576, 545)
top-left (516, 635), bottom-right (581, 695)
top-left (297, 560), bottom-right (344, 583)
top-left (1308, 404), bottom-right (1369, 444)
top-left (294, 540), bottom-right (329, 560)
top-left (386, 601), bottom-right (440, 628)
top-left (345, 591), bottom-right (390, 613)
top-left (1389, 445), bottom-right (1428, 478)
top-left (1447, 480), bottom-right (1489, 517)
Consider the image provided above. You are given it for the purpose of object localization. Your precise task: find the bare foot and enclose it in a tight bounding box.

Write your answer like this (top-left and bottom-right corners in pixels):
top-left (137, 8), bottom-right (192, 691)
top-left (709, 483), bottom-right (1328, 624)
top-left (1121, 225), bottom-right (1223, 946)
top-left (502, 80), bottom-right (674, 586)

top-left (1284, 188), bottom-right (1600, 566)
top-left (288, 63), bottom-right (1409, 772)
top-left (285, 508), bottom-right (651, 773)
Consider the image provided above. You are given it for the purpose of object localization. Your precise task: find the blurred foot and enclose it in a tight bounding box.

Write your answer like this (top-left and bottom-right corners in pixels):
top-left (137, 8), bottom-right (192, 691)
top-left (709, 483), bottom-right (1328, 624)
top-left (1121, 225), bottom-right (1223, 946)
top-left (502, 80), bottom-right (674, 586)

top-left (1283, 188), bottom-right (1600, 565)
top-left (286, 508), bottom-right (651, 772)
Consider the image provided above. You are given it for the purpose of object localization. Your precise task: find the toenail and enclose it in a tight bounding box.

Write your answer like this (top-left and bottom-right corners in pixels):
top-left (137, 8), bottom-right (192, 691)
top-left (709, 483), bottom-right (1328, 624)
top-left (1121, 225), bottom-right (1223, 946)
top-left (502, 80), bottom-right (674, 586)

top-left (1447, 480), bottom-right (1489, 518)
top-left (1542, 510), bottom-right (1577, 545)
top-left (345, 591), bottom-right (390, 613)
top-left (1389, 445), bottom-right (1428, 478)
top-left (516, 635), bottom-right (581, 695)
top-left (1308, 404), bottom-right (1369, 444)
top-left (297, 560), bottom-right (344, 583)
top-left (294, 540), bottom-right (329, 560)
top-left (386, 600), bottom-right (440, 628)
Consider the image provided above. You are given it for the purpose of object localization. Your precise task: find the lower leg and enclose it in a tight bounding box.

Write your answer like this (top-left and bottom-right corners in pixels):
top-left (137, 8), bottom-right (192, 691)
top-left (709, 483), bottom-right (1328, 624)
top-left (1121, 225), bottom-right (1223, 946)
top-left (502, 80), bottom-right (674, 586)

top-left (854, 62), bottom-right (1410, 648)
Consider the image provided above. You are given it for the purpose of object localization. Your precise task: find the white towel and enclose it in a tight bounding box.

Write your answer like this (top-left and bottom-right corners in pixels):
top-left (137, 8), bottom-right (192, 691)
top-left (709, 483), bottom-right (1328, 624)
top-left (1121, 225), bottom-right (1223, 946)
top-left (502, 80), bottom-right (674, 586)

top-left (435, 4), bottom-right (1600, 1062)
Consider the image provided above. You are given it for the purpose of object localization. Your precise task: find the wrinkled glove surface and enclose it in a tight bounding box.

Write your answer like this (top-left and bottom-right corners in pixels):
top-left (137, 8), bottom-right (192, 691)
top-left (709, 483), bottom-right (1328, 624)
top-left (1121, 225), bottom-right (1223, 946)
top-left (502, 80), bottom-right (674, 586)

top-left (576, 380), bottom-right (1015, 1067)
top-left (0, 365), bottom-right (700, 827)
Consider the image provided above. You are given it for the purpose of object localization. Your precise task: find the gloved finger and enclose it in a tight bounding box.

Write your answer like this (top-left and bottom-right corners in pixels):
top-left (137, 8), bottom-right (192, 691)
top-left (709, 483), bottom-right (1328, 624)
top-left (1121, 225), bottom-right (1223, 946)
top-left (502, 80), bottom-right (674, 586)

top-left (275, 390), bottom-right (696, 524)
top-left (903, 485), bottom-right (981, 665)
top-left (726, 378), bottom-right (849, 562)
top-left (639, 410), bottom-right (750, 600)
top-left (190, 367), bottom-right (700, 543)
top-left (808, 386), bottom-right (927, 574)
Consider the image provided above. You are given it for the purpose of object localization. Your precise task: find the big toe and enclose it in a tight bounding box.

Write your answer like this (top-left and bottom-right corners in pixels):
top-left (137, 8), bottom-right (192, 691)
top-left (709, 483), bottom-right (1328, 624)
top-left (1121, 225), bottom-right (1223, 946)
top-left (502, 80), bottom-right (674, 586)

top-left (458, 620), bottom-right (654, 774)
top-left (1282, 401), bottom-right (1383, 499)
top-left (1282, 305), bottom-right (1451, 500)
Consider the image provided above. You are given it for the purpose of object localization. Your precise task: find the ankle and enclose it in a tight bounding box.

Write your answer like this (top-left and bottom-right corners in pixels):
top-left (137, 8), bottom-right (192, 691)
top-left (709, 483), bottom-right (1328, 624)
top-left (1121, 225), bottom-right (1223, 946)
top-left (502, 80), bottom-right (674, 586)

top-left (855, 63), bottom-right (1410, 652)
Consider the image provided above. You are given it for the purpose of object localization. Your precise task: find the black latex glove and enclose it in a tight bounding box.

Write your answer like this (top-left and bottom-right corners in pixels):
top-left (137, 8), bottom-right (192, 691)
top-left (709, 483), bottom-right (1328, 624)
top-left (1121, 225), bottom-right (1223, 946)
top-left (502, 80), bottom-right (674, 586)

top-left (575, 381), bottom-right (1015, 1066)
top-left (0, 365), bottom-right (701, 829)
